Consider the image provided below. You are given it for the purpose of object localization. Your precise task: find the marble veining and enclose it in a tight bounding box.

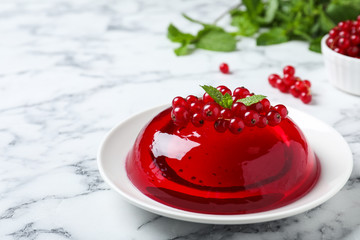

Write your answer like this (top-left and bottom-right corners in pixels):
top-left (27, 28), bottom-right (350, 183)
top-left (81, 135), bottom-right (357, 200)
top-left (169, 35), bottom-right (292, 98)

top-left (1, 0), bottom-right (360, 239)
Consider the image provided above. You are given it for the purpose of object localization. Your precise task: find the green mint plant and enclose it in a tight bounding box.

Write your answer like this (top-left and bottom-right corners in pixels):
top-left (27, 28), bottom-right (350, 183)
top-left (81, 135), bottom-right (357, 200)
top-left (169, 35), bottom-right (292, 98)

top-left (167, 0), bottom-right (360, 55)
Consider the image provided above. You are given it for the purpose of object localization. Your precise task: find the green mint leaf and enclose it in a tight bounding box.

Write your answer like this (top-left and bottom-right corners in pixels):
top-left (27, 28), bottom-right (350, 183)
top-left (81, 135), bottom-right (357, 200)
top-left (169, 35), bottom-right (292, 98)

top-left (201, 86), bottom-right (234, 109)
top-left (237, 95), bottom-right (267, 106)
top-left (167, 24), bottom-right (195, 43)
top-left (293, 29), bottom-right (313, 42)
top-left (174, 43), bottom-right (192, 56)
top-left (256, 27), bottom-right (289, 46)
top-left (231, 12), bottom-right (259, 36)
top-left (242, 0), bottom-right (262, 18)
top-left (326, 2), bottom-right (360, 24)
top-left (310, 21), bottom-right (321, 36)
top-left (309, 37), bottom-right (322, 53)
top-left (196, 27), bottom-right (237, 52)
top-left (319, 9), bottom-right (335, 32)
top-left (221, 93), bottom-right (233, 109)
top-left (260, 0), bottom-right (279, 24)
top-left (201, 85), bottom-right (224, 105)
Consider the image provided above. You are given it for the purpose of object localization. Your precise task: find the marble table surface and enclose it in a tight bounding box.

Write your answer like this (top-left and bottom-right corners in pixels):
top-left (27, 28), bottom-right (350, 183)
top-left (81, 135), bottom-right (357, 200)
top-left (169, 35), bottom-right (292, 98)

top-left (1, 0), bottom-right (360, 239)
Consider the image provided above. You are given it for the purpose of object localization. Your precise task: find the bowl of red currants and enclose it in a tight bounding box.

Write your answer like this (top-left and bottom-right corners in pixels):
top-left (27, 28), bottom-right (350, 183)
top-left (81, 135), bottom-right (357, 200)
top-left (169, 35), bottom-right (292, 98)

top-left (321, 17), bottom-right (360, 96)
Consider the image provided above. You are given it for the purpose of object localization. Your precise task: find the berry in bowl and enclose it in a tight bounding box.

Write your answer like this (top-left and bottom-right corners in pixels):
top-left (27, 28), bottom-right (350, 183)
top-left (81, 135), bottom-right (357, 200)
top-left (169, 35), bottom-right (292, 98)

top-left (125, 85), bottom-right (320, 215)
top-left (321, 16), bottom-right (360, 96)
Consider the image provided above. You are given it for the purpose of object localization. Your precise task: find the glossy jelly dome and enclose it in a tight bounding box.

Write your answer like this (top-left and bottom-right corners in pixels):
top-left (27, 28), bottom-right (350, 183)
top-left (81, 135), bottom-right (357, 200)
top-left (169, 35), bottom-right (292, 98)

top-left (126, 107), bottom-right (320, 214)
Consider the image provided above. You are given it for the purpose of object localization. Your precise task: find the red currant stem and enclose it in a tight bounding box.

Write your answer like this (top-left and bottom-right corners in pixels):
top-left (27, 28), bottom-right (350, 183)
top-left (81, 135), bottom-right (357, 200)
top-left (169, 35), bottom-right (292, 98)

top-left (331, 36), bottom-right (339, 49)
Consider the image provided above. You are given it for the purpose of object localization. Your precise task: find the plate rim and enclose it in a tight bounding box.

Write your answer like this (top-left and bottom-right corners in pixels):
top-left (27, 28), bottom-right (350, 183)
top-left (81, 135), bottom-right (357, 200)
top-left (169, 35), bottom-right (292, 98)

top-left (97, 104), bottom-right (353, 224)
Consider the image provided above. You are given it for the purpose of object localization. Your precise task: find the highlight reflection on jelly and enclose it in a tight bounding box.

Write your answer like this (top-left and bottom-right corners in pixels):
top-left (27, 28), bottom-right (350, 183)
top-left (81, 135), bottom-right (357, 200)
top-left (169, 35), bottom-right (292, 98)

top-left (151, 132), bottom-right (200, 160)
top-left (126, 107), bottom-right (320, 214)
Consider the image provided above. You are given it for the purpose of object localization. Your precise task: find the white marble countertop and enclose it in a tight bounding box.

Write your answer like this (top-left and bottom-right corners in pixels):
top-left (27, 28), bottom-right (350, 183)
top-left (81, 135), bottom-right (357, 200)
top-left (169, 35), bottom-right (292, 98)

top-left (1, 0), bottom-right (360, 239)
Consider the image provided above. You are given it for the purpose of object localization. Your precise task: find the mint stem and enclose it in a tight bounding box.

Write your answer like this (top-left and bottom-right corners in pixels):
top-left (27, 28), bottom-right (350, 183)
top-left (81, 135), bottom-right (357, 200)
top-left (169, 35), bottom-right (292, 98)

top-left (213, 2), bottom-right (243, 25)
top-left (182, 13), bottom-right (208, 26)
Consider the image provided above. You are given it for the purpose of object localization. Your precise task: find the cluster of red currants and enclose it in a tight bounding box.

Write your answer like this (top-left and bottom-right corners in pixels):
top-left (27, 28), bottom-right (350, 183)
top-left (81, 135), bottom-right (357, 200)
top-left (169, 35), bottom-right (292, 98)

top-left (326, 16), bottom-right (360, 57)
top-left (268, 65), bottom-right (312, 104)
top-left (171, 86), bottom-right (288, 134)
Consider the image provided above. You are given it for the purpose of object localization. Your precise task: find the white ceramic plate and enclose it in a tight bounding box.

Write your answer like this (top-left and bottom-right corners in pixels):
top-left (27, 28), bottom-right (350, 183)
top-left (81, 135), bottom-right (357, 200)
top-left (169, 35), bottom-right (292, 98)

top-left (97, 105), bottom-right (353, 224)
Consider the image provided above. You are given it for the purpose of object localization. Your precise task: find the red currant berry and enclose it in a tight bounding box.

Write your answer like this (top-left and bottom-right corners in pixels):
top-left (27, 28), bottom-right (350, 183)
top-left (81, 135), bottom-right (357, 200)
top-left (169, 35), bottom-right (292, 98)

top-left (203, 92), bottom-right (213, 103)
top-left (273, 104), bottom-right (288, 118)
top-left (283, 73), bottom-right (296, 86)
top-left (171, 107), bottom-right (190, 126)
top-left (338, 31), bottom-right (350, 38)
top-left (231, 102), bottom-right (247, 117)
top-left (267, 110), bottom-right (281, 126)
top-left (337, 21), bottom-right (345, 28)
top-left (233, 87), bottom-right (250, 98)
top-left (257, 115), bottom-right (268, 128)
top-left (347, 46), bottom-right (360, 57)
top-left (249, 102), bottom-right (263, 113)
top-left (228, 117), bottom-right (245, 134)
top-left (303, 80), bottom-right (311, 88)
top-left (191, 113), bottom-right (205, 127)
top-left (189, 101), bottom-right (204, 114)
top-left (334, 47), bottom-right (345, 54)
top-left (186, 95), bottom-right (198, 104)
top-left (295, 80), bottom-right (307, 92)
top-left (232, 95), bottom-right (240, 102)
top-left (260, 98), bottom-right (271, 112)
top-left (326, 37), bottom-right (336, 48)
top-left (244, 93), bottom-right (254, 97)
top-left (276, 79), bottom-right (289, 93)
top-left (217, 85), bottom-right (232, 96)
top-left (214, 119), bottom-right (229, 132)
top-left (219, 63), bottom-right (229, 74)
top-left (350, 26), bottom-right (358, 35)
top-left (338, 21), bottom-right (351, 31)
top-left (220, 108), bottom-right (233, 119)
top-left (172, 96), bottom-right (187, 108)
top-left (329, 28), bottom-right (339, 38)
top-left (243, 110), bottom-right (260, 127)
top-left (289, 85), bottom-right (301, 98)
top-left (268, 74), bottom-right (281, 88)
top-left (283, 65), bottom-right (295, 76)
top-left (338, 37), bottom-right (350, 49)
top-left (350, 35), bottom-right (360, 45)
top-left (300, 92), bottom-right (312, 104)
top-left (202, 102), bottom-right (220, 121)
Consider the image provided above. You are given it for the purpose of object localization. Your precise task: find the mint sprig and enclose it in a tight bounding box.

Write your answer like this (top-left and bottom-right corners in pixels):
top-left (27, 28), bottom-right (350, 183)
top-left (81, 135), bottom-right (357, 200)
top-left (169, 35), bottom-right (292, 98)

top-left (201, 85), bottom-right (233, 109)
top-left (168, 1), bottom-right (360, 55)
top-left (201, 85), bottom-right (266, 109)
top-left (201, 85), bottom-right (225, 106)
top-left (222, 93), bottom-right (233, 109)
top-left (167, 15), bottom-right (237, 56)
top-left (236, 95), bottom-right (267, 106)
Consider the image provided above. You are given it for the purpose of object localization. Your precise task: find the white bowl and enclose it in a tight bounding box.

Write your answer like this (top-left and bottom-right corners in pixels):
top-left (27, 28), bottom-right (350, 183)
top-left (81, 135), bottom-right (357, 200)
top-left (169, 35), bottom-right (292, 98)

top-left (321, 34), bottom-right (360, 96)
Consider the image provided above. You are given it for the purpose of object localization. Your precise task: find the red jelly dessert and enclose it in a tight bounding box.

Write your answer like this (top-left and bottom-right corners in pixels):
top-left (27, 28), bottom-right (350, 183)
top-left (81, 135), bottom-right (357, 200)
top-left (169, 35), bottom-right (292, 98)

top-left (126, 86), bottom-right (320, 214)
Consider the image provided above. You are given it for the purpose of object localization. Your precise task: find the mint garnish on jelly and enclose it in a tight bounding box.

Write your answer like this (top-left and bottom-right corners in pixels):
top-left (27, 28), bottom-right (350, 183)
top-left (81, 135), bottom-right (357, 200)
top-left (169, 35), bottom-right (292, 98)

top-left (201, 85), bottom-right (266, 108)
top-left (236, 94), bottom-right (267, 106)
